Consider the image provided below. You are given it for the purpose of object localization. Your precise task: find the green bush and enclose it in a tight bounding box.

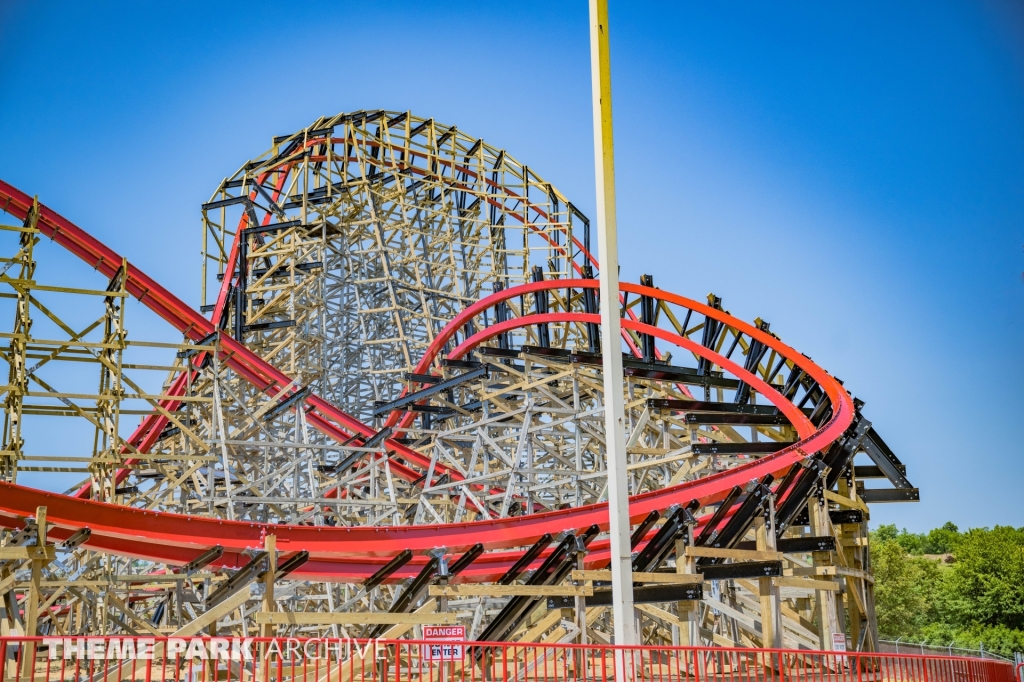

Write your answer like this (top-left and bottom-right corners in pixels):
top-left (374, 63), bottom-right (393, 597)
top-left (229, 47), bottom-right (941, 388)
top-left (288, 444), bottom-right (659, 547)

top-left (918, 623), bottom-right (1024, 659)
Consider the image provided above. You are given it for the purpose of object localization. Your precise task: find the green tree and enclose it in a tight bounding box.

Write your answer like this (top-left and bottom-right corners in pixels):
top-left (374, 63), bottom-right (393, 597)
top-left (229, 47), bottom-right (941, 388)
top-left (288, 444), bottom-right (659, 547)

top-left (871, 538), bottom-right (941, 637)
top-left (922, 522), bottom-right (960, 554)
top-left (870, 522), bottom-right (1024, 657)
top-left (937, 526), bottom-right (1024, 630)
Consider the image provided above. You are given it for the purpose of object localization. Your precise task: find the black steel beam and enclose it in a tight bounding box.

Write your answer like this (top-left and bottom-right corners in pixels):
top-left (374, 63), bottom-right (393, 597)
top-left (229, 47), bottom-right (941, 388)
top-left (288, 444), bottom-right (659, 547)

top-left (363, 550), bottom-right (412, 592)
top-left (685, 413), bottom-right (789, 426)
top-left (60, 528), bottom-right (91, 551)
top-left (569, 354), bottom-right (740, 388)
top-left (736, 536), bottom-right (836, 553)
top-left (497, 534), bottom-right (552, 585)
top-left (477, 346), bottom-right (520, 359)
top-left (701, 561), bottom-right (782, 581)
top-left (860, 427), bottom-right (913, 489)
top-left (404, 373), bottom-right (443, 384)
top-left (699, 476), bottom-right (774, 561)
top-left (271, 551), bottom-right (309, 581)
top-left (588, 583), bottom-right (702, 607)
top-left (854, 464), bottom-right (905, 479)
top-left (692, 442), bottom-right (794, 455)
top-left (775, 459), bottom-right (826, 536)
top-left (647, 399), bottom-right (779, 415)
top-left (180, 545), bottom-right (224, 575)
top-left (695, 486), bottom-right (741, 546)
top-left (366, 555), bottom-right (441, 638)
top-left (261, 386), bottom-right (311, 423)
top-left (860, 488), bottom-right (920, 503)
top-left (829, 509), bottom-right (865, 524)
top-left (520, 345), bottom-right (572, 358)
top-left (440, 358), bottom-right (482, 369)
top-left (371, 365), bottom-right (487, 417)
top-left (244, 220), bottom-right (303, 236)
top-left (206, 551), bottom-right (267, 607)
top-left (242, 320), bottom-right (295, 333)
top-left (202, 196), bottom-right (250, 211)
top-left (792, 508), bottom-right (865, 526)
top-left (624, 363), bottom-right (740, 389)
top-left (447, 544), bottom-right (484, 578)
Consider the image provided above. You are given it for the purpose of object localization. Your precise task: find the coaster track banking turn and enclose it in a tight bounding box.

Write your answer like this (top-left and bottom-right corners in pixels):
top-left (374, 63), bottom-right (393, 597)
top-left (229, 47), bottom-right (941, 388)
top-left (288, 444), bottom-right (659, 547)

top-left (0, 111), bottom-right (915, 648)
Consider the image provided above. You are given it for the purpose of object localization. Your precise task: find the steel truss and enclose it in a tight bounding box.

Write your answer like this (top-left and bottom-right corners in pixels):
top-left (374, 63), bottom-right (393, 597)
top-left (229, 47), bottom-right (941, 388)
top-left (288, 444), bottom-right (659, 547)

top-left (0, 112), bottom-right (918, 656)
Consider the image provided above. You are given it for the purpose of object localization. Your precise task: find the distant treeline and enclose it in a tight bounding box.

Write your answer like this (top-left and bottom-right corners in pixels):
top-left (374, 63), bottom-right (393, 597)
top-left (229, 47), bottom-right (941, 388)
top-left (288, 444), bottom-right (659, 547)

top-left (870, 523), bottom-right (1024, 657)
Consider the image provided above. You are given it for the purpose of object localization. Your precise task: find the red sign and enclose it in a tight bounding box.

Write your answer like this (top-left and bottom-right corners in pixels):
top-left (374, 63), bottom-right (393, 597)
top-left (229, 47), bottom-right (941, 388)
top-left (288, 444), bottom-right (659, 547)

top-left (421, 625), bottom-right (465, 661)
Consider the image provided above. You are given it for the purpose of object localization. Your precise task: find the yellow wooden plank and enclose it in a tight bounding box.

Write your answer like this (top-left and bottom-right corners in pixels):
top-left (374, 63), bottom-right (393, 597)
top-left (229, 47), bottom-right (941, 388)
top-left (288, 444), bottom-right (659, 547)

top-left (824, 489), bottom-right (869, 513)
top-left (775, 577), bottom-right (841, 592)
top-left (0, 546), bottom-right (55, 561)
top-left (254, 611), bottom-right (457, 625)
top-left (572, 570), bottom-right (704, 584)
top-left (683, 546), bottom-right (782, 562)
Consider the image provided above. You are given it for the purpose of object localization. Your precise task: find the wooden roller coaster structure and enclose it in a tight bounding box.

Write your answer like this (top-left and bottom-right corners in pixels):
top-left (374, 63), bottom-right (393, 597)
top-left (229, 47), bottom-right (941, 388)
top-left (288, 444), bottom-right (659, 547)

top-left (0, 110), bottom-right (919, 653)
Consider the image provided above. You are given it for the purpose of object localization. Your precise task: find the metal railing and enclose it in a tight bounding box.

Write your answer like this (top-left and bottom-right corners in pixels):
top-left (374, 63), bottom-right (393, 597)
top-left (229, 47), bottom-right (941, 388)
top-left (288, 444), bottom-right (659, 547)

top-left (880, 639), bottom-right (1014, 663)
top-left (0, 636), bottom-right (1017, 682)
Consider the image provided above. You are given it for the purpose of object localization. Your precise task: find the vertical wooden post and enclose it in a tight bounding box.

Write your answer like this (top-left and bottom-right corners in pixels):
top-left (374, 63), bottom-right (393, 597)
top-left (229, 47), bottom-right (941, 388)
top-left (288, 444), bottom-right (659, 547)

top-left (23, 506), bottom-right (46, 675)
top-left (575, 551), bottom-right (588, 645)
top-left (754, 516), bottom-right (782, 648)
top-left (24, 506), bottom-right (46, 635)
top-left (810, 502), bottom-right (842, 650)
top-left (1, 196), bottom-right (37, 486)
top-left (260, 535), bottom-right (276, 638)
top-left (675, 536), bottom-right (700, 643)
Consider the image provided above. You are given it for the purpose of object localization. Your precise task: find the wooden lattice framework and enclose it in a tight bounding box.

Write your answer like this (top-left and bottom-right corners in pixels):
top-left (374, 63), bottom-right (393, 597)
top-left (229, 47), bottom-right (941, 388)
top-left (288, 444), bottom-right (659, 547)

top-left (0, 112), bottom-right (918, 656)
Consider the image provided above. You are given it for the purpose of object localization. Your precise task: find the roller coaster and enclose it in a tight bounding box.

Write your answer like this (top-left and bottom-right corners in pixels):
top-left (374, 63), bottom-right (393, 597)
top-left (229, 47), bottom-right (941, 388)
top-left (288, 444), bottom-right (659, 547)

top-left (0, 110), bottom-right (919, 652)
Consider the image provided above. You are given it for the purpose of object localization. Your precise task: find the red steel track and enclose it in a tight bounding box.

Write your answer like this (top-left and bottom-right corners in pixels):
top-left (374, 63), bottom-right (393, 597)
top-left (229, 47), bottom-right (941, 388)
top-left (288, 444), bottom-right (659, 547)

top-left (0, 179), bottom-right (854, 583)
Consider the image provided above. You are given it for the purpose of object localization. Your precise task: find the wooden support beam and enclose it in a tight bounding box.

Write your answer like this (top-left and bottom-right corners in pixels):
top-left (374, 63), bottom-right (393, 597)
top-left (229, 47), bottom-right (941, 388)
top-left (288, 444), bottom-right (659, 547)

top-left (755, 516), bottom-right (782, 648)
top-left (260, 534), bottom-right (276, 638)
top-left (787, 565), bottom-right (874, 583)
top-left (571, 570), bottom-right (704, 584)
top-left (23, 506), bottom-right (46, 638)
top-left (775, 577), bottom-right (842, 592)
top-left (104, 591), bottom-right (163, 637)
top-left (636, 602), bottom-right (685, 628)
top-left (810, 501), bottom-right (843, 651)
top-left (0, 546), bottom-right (55, 561)
top-left (21, 506), bottom-right (46, 667)
top-left (379, 599), bottom-right (444, 639)
top-left (172, 585), bottom-right (252, 637)
top-left (255, 611), bottom-right (458, 626)
top-left (514, 607), bottom-right (564, 643)
top-left (683, 546), bottom-right (782, 562)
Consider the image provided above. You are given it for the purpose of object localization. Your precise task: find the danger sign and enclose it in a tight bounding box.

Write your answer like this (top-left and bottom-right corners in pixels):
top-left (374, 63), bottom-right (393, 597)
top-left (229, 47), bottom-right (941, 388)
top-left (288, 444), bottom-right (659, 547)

top-left (421, 625), bottom-right (465, 661)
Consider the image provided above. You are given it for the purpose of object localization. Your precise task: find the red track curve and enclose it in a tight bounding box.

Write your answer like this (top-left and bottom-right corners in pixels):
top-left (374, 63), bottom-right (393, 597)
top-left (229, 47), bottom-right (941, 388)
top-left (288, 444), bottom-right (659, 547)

top-left (0, 180), bottom-right (854, 583)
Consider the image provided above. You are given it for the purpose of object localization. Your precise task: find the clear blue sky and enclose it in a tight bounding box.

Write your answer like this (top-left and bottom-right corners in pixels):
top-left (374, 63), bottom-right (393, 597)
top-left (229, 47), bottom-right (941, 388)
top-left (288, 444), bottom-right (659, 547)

top-left (1, 2), bottom-right (1022, 531)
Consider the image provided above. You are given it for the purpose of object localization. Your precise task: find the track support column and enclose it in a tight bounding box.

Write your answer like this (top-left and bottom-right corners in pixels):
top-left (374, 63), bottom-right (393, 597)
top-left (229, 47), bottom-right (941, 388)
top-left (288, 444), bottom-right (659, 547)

top-left (23, 506), bottom-right (46, 669)
top-left (589, 0), bottom-right (637, 647)
top-left (754, 515), bottom-right (782, 648)
top-left (810, 501), bottom-right (842, 651)
top-left (260, 534), bottom-right (277, 638)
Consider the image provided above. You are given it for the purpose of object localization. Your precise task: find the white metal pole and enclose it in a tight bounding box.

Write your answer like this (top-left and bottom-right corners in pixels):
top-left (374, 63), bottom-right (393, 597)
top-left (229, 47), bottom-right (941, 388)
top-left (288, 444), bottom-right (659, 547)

top-left (589, 0), bottom-right (637, 646)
